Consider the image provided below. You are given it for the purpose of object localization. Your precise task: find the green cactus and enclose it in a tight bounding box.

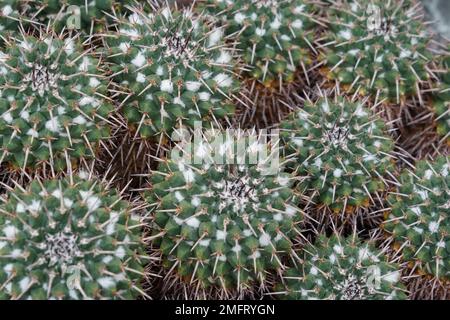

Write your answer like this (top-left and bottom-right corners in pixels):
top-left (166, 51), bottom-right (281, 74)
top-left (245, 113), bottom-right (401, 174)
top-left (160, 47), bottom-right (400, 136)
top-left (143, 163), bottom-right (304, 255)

top-left (384, 156), bottom-right (450, 281)
top-left (321, 0), bottom-right (433, 104)
top-left (147, 129), bottom-right (301, 290)
top-left (280, 96), bottom-right (395, 212)
top-left (0, 32), bottom-right (113, 171)
top-left (0, 174), bottom-right (147, 300)
top-left (433, 49), bottom-right (450, 143)
top-left (199, 0), bottom-right (317, 87)
top-left (274, 235), bottom-right (407, 300)
top-left (106, 6), bottom-right (239, 139)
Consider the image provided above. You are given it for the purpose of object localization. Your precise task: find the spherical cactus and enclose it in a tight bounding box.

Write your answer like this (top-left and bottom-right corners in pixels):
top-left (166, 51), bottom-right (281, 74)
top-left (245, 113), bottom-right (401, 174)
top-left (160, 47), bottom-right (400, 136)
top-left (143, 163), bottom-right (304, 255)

top-left (106, 6), bottom-right (239, 139)
top-left (199, 0), bottom-right (318, 88)
top-left (384, 156), bottom-right (450, 281)
top-left (0, 32), bottom-right (113, 171)
top-left (21, 0), bottom-right (119, 33)
top-left (274, 235), bottom-right (407, 300)
top-left (320, 0), bottom-right (433, 104)
top-left (0, 174), bottom-right (147, 299)
top-left (280, 96), bottom-right (395, 212)
top-left (147, 129), bottom-right (302, 291)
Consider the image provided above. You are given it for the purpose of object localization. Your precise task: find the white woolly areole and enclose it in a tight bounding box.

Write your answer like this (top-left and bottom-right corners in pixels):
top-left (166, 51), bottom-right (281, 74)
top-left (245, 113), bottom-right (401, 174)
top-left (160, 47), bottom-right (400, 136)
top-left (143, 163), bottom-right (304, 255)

top-left (45, 117), bottom-right (61, 133)
top-left (2, 5), bottom-right (13, 16)
top-left (208, 28), bottom-right (223, 47)
top-left (131, 52), bottom-right (146, 67)
top-left (185, 81), bottom-right (201, 92)
top-left (160, 79), bottom-right (174, 93)
top-left (259, 233), bottom-right (271, 247)
top-left (213, 73), bottom-right (233, 87)
top-left (234, 13), bottom-right (246, 24)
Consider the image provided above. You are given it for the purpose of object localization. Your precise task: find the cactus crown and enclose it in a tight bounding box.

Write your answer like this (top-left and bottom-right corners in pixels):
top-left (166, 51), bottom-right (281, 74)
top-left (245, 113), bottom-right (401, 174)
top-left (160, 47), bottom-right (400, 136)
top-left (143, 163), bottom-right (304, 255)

top-left (0, 32), bottom-right (112, 170)
top-left (384, 156), bottom-right (450, 280)
top-left (322, 0), bottom-right (432, 103)
top-left (0, 174), bottom-right (146, 300)
top-left (280, 96), bottom-right (395, 212)
top-left (200, 0), bottom-right (317, 86)
top-left (275, 235), bottom-right (406, 300)
top-left (106, 6), bottom-right (239, 139)
top-left (148, 129), bottom-right (301, 290)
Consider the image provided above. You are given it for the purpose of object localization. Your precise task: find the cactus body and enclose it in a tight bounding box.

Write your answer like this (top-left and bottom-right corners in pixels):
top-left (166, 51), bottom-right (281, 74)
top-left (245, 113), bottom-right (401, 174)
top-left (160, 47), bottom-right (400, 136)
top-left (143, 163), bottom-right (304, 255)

top-left (433, 50), bottom-right (450, 142)
top-left (200, 0), bottom-right (317, 87)
top-left (321, 0), bottom-right (432, 103)
top-left (106, 6), bottom-right (239, 139)
top-left (384, 156), bottom-right (450, 280)
top-left (275, 235), bottom-right (407, 300)
top-left (148, 130), bottom-right (301, 290)
top-left (280, 97), bottom-right (395, 212)
top-left (0, 175), bottom-right (146, 300)
top-left (0, 33), bottom-right (112, 170)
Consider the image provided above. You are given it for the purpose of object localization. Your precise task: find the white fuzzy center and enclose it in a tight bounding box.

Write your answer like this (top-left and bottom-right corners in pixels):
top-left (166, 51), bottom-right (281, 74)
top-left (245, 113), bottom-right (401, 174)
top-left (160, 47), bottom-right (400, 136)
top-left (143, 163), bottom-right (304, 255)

top-left (44, 232), bottom-right (81, 266)
top-left (24, 64), bottom-right (59, 97)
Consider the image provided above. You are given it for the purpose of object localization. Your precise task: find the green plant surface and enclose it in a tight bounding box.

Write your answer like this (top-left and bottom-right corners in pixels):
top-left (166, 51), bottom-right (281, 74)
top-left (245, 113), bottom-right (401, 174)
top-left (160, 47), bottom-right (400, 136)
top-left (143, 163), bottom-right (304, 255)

top-left (384, 156), bottom-right (450, 281)
top-left (280, 96), bottom-right (395, 212)
top-left (0, 174), bottom-right (146, 300)
top-left (0, 32), bottom-right (113, 171)
top-left (275, 235), bottom-right (407, 300)
top-left (106, 6), bottom-right (239, 139)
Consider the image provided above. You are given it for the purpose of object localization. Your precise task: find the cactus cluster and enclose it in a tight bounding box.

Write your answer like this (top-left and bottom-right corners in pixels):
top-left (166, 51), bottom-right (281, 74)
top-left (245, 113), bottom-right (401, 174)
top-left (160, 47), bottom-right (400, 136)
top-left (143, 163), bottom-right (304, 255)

top-left (274, 235), bottom-right (407, 300)
top-left (200, 0), bottom-right (318, 88)
top-left (0, 32), bottom-right (112, 170)
top-left (0, 174), bottom-right (146, 300)
top-left (321, 0), bottom-right (432, 104)
top-left (280, 96), bottom-right (395, 212)
top-left (106, 7), bottom-right (239, 139)
top-left (384, 156), bottom-right (450, 280)
top-left (0, 0), bottom-right (448, 301)
top-left (148, 131), bottom-right (301, 290)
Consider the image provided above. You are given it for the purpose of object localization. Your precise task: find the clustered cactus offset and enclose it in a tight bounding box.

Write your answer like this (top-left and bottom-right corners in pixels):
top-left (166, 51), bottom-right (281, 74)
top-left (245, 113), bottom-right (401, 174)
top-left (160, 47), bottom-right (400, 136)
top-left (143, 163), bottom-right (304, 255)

top-left (280, 96), bottom-right (395, 212)
top-left (21, 0), bottom-right (120, 33)
top-left (321, 0), bottom-right (433, 105)
top-left (0, 1), bottom-right (20, 39)
top-left (106, 6), bottom-right (239, 139)
top-left (200, 0), bottom-right (318, 88)
top-left (148, 131), bottom-right (302, 291)
top-left (0, 174), bottom-right (146, 299)
top-left (384, 156), bottom-right (450, 280)
top-left (0, 31), bottom-right (112, 171)
top-left (274, 235), bottom-right (407, 300)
